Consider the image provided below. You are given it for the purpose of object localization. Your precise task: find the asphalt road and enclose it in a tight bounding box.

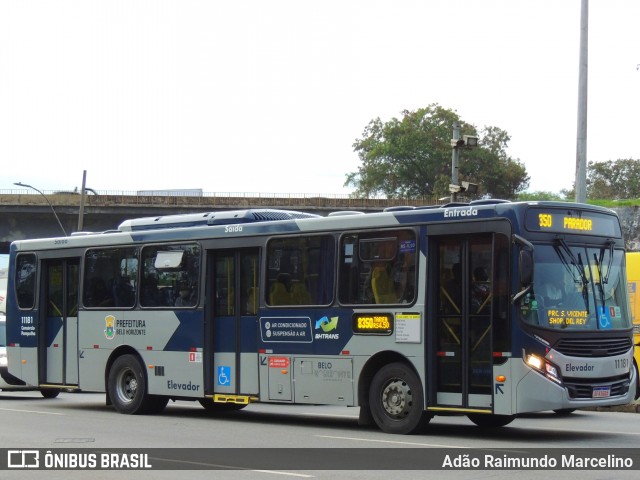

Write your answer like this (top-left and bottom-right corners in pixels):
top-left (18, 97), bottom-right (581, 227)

top-left (1, 391), bottom-right (639, 480)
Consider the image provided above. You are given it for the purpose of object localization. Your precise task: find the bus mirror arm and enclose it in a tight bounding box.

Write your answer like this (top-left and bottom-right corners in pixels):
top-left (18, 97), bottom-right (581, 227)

top-left (511, 284), bottom-right (531, 304)
top-left (512, 234), bottom-right (534, 303)
top-left (512, 234), bottom-right (534, 251)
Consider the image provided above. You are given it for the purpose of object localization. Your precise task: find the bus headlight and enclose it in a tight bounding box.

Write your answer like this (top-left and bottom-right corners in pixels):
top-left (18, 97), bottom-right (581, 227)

top-left (525, 352), bottom-right (562, 385)
top-left (545, 362), bottom-right (561, 384)
top-left (0, 353), bottom-right (7, 367)
top-left (526, 353), bottom-right (543, 370)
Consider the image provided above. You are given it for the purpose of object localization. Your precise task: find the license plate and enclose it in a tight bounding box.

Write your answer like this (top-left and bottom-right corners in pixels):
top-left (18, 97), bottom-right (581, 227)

top-left (592, 386), bottom-right (611, 398)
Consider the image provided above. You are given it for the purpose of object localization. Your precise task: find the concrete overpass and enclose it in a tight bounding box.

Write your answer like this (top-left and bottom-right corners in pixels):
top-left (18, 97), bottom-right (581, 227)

top-left (0, 191), bottom-right (439, 253)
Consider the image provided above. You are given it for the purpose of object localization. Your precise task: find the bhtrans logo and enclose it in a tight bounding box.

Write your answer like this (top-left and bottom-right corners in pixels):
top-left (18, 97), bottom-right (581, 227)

top-left (443, 207), bottom-right (479, 218)
top-left (314, 315), bottom-right (339, 340)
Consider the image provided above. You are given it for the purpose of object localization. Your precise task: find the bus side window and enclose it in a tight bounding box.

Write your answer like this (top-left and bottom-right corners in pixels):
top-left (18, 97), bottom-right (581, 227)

top-left (140, 244), bottom-right (200, 308)
top-left (15, 253), bottom-right (37, 309)
top-left (339, 230), bottom-right (416, 306)
top-left (266, 235), bottom-right (334, 307)
top-left (83, 247), bottom-right (138, 309)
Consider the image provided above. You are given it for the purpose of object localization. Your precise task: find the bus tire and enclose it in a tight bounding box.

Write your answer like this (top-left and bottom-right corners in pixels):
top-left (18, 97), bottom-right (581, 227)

top-left (467, 413), bottom-right (514, 428)
top-left (40, 389), bottom-right (60, 399)
top-left (199, 398), bottom-right (247, 412)
top-left (145, 395), bottom-right (169, 414)
top-left (635, 361), bottom-right (640, 401)
top-left (369, 362), bottom-right (426, 434)
top-left (553, 408), bottom-right (575, 415)
top-left (108, 354), bottom-right (150, 414)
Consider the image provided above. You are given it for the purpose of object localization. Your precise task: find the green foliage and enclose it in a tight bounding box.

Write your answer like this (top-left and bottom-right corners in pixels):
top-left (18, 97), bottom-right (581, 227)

top-left (345, 104), bottom-right (530, 199)
top-left (517, 191), bottom-right (566, 201)
top-left (587, 159), bottom-right (640, 200)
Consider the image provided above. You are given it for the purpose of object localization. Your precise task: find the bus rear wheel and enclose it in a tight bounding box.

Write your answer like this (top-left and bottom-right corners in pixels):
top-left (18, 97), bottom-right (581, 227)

top-left (108, 354), bottom-right (164, 414)
top-left (369, 362), bottom-right (427, 434)
top-left (467, 413), bottom-right (514, 428)
top-left (199, 398), bottom-right (247, 412)
top-left (40, 389), bottom-right (60, 399)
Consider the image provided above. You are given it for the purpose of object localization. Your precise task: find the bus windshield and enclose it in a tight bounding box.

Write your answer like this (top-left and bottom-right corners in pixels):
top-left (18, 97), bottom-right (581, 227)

top-left (519, 242), bottom-right (630, 331)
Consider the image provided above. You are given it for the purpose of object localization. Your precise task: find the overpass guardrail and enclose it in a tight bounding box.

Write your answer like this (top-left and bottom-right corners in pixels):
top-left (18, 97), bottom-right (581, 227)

top-left (0, 189), bottom-right (442, 211)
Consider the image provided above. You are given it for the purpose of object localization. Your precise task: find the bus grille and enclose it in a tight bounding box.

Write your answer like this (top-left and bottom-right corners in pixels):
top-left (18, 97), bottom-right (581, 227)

top-left (564, 375), bottom-right (630, 399)
top-left (554, 337), bottom-right (632, 358)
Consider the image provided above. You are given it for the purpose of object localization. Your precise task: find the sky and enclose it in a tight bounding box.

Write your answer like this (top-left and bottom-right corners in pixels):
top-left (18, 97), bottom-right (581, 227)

top-left (1, 0), bottom-right (639, 197)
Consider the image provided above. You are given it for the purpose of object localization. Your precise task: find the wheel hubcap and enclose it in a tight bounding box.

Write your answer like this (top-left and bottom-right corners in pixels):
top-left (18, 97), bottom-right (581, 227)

top-left (381, 378), bottom-right (412, 418)
top-left (117, 369), bottom-right (137, 403)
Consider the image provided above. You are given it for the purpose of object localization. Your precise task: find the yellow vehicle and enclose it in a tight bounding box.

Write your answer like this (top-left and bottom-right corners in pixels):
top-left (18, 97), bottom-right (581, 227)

top-left (627, 252), bottom-right (640, 399)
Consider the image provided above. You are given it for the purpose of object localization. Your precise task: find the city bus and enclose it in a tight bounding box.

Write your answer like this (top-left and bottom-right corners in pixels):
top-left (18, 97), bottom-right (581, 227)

top-left (4, 200), bottom-right (636, 434)
top-left (626, 251), bottom-right (640, 399)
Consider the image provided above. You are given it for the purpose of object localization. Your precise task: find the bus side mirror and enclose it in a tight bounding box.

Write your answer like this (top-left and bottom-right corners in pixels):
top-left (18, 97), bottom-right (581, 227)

top-left (519, 250), bottom-right (533, 286)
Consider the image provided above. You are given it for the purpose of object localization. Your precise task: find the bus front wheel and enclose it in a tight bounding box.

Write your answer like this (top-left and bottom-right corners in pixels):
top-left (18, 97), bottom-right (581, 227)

top-left (108, 354), bottom-right (166, 414)
top-left (369, 362), bottom-right (427, 434)
top-left (467, 413), bottom-right (514, 428)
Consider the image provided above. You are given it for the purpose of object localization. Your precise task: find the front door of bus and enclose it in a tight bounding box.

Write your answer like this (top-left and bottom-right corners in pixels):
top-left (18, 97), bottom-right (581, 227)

top-left (433, 234), bottom-right (498, 410)
top-left (206, 249), bottom-right (259, 396)
top-left (41, 258), bottom-right (80, 386)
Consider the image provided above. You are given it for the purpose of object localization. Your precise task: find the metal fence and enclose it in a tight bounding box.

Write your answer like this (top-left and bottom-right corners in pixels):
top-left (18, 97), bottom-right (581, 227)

top-left (0, 189), bottom-right (442, 210)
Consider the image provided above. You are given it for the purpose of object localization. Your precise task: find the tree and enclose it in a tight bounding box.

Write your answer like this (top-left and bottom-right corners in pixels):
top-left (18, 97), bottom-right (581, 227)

top-left (587, 159), bottom-right (640, 200)
top-left (345, 104), bottom-right (529, 199)
top-left (517, 191), bottom-right (566, 201)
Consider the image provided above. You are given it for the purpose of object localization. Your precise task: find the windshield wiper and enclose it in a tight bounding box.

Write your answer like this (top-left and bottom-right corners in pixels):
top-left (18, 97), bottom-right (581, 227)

top-left (593, 242), bottom-right (614, 310)
top-left (597, 240), bottom-right (615, 286)
top-left (576, 252), bottom-right (590, 314)
top-left (553, 237), bottom-right (590, 311)
top-left (554, 237), bottom-right (589, 290)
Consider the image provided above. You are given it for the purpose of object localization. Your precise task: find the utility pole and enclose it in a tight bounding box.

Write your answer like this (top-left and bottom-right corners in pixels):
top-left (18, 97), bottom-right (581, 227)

top-left (575, 0), bottom-right (588, 203)
top-left (78, 170), bottom-right (87, 231)
top-left (451, 122), bottom-right (461, 203)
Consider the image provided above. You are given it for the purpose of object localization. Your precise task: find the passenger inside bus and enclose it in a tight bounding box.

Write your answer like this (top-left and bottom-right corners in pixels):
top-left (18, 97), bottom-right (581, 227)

top-left (174, 284), bottom-right (196, 307)
top-left (371, 264), bottom-right (396, 304)
top-left (269, 277), bottom-right (290, 306)
top-left (85, 277), bottom-right (114, 307)
top-left (472, 266), bottom-right (491, 314)
top-left (141, 275), bottom-right (161, 306)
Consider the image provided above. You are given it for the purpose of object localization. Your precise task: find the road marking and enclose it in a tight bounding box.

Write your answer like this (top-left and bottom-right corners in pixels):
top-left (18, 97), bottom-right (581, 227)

top-left (147, 457), bottom-right (313, 478)
top-left (252, 470), bottom-right (313, 478)
top-left (315, 435), bottom-right (533, 455)
top-left (523, 425), bottom-right (640, 436)
top-left (315, 434), bottom-right (467, 449)
top-left (0, 407), bottom-right (64, 416)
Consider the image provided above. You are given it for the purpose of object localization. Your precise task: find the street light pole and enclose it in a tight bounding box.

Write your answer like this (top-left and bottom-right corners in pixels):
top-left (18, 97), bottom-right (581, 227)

top-left (574, 0), bottom-right (588, 203)
top-left (14, 182), bottom-right (68, 237)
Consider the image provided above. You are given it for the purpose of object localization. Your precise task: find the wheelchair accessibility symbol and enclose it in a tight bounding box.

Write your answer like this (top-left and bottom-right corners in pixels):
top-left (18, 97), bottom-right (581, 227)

top-left (598, 306), bottom-right (611, 330)
top-left (217, 366), bottom-right (231, 386)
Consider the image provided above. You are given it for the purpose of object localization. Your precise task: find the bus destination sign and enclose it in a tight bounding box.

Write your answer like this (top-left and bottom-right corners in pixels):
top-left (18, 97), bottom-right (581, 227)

top-left (525, 208), bottom-right (620, 236)
top-left (352, 313), bottom-right (393, 335)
